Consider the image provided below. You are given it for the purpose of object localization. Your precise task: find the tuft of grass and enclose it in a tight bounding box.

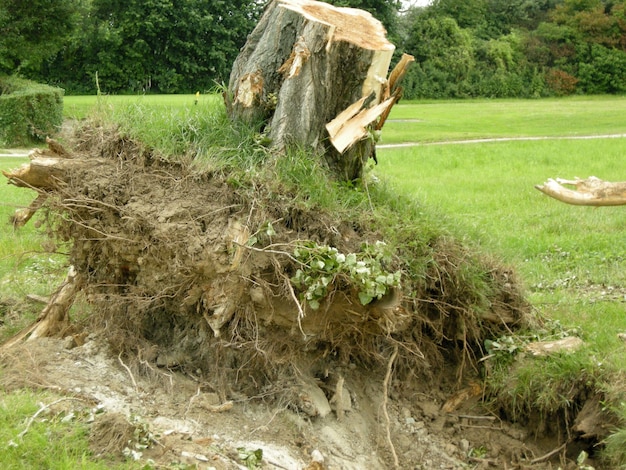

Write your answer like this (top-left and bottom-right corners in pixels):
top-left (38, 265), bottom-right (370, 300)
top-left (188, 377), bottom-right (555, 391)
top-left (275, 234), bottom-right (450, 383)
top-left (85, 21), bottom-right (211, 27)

top-left (92, 98), bottom-right (269, 174)
top-left (0, 389), bottom-right (139, 469)
top-left (605, 415), bottom-right (626, 468)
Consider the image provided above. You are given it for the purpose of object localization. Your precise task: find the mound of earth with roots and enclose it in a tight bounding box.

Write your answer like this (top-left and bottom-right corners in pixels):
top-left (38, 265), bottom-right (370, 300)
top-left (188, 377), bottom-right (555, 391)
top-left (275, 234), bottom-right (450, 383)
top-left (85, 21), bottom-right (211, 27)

top-left (3, 123), bottom-right (603, 469)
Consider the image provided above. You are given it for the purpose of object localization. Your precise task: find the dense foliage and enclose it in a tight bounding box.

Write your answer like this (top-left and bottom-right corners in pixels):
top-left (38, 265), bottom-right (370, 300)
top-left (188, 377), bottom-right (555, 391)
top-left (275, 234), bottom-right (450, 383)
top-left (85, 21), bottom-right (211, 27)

top-left (2, 0), bottom-right (626, 97)
top-left (34, 0), bottom-right (262, 94)
top-left (400, 0), bottom-right (626, 98)
top-left (0, 0), bottom-right (79, 75)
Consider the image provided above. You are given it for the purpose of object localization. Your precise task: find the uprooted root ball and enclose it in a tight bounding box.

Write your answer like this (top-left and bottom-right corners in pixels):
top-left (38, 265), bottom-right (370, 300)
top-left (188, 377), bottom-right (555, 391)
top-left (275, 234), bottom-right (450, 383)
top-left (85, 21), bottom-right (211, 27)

top-left (27, 123), bottom-right (531, 401)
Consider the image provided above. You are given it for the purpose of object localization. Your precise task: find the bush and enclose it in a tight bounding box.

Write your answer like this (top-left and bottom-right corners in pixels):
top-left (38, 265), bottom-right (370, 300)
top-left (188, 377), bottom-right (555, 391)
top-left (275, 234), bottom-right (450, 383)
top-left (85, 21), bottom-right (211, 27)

top-left (577, 44), bottom-right (626, 94)
top-left (545, 69), bottom-right (578, 96)
top-left (0, 76), bottom-right (64, 147)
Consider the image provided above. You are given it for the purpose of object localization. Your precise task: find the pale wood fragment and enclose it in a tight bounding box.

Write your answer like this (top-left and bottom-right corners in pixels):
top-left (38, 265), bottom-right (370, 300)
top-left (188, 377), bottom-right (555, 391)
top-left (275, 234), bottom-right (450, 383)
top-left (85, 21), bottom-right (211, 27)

top-left (536, 176), bottom-right (626, 206)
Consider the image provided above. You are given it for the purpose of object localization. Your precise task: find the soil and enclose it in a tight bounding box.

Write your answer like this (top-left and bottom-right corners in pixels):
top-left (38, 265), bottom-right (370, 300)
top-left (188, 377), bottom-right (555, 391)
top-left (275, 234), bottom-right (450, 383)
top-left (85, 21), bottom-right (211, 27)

top-left (0, 124), bottom-right (607, 469)
top-left (1, 336), bottom-right (579, 470)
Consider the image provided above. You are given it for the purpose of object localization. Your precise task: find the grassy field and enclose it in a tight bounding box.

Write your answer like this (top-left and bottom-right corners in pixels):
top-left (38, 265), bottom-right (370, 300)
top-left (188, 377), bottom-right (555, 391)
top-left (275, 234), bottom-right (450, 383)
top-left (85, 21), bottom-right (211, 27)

top-left (383, 95), bottom-right (626, 144)
top-left (377, 133), bottom-right (626, 368)
top-left (62, 93), bottom-right (222, 121)
top-left (2, 94), bottom-right (626, 465)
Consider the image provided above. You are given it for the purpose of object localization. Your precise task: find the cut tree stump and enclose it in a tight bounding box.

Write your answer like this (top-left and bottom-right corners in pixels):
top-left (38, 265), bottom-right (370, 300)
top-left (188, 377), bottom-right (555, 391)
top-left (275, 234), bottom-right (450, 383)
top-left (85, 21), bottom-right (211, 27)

top-left (226, 0), bottom-right (413, 181)
top-left (535, 176), bottom-right (626, 206)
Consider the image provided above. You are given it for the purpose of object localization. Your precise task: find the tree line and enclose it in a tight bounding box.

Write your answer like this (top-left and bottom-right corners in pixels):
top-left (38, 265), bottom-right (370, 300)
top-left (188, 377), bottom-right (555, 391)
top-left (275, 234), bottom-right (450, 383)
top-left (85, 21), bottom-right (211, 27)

top-left (1, 0), bottom-right (625, 97)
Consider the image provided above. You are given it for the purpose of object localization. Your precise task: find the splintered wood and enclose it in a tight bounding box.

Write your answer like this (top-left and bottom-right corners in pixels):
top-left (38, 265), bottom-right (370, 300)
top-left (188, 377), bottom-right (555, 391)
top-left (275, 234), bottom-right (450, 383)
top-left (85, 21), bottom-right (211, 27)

top-left (536, 176), bottom-right (626, 206)
top-left (227, 0), bottom-right (413, 181)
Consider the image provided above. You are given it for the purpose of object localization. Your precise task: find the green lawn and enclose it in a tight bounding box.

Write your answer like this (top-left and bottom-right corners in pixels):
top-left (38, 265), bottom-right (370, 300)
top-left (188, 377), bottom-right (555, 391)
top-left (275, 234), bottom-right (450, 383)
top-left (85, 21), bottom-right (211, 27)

top-left (63, 93), bottom-right (222, 121)
top-left (383, 95), bottom-right (626, 144)
top-left (377, 118), bottom-right (626, 373)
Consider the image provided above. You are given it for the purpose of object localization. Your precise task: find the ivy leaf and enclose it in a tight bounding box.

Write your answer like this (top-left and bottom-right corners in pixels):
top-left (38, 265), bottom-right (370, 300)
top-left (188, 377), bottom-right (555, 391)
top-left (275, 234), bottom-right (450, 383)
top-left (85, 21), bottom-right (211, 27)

top-left (358, 291), bottom-right (373, 305)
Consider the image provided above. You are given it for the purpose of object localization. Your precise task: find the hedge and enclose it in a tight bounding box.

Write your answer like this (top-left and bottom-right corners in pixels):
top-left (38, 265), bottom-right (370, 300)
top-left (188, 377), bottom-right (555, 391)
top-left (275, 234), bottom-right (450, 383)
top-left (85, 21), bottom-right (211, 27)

top-left (0, 76), bottom-right (64, 147)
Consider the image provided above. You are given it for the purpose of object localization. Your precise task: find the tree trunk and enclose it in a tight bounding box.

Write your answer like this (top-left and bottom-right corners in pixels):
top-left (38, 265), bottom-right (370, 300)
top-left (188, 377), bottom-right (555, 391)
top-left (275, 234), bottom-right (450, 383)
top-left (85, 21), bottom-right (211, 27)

top-left (225, 0), bottom-right (411, 181)
top-left (536, 176), bottom-right (626, 206)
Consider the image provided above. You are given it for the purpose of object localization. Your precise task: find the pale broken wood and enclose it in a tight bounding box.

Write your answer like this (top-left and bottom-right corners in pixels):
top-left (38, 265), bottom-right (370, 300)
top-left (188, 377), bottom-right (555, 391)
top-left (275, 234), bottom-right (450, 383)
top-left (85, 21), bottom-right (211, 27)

top-left (1, 266), bottom-right (82, 351)
top-left (3, 142), bottom-right (108, 226)
top-left (524, 336), bottom-right (583, 356)
top-left (11, 193), bottom-right (48, 228)
top-left (326, 96), bottom-right (395, 153)
top-left (536, 176), bottom-right (626, 206)
top-left (3, 156), bottom-right (107, 190)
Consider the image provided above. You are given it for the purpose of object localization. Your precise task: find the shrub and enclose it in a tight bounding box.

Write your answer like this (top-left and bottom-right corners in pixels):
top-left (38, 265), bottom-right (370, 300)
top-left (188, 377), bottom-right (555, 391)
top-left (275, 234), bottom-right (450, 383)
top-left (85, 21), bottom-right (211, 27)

top-left (545, 69), bottom-right (578, 95)
top-left (0, 76), bottom-right (64, 147)
top-left (577, 44), bottom-right (626, 94)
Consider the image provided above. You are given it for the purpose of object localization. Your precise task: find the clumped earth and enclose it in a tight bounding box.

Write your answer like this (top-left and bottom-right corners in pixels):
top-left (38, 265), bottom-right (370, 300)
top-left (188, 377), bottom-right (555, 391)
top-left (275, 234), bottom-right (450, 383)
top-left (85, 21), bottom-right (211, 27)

top-left (0, 123), bottom-right (610, 468)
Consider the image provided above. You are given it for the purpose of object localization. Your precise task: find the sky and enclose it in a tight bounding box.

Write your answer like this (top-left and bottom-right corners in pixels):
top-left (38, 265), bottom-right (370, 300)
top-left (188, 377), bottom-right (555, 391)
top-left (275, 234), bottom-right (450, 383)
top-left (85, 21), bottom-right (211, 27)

top-left (402, 0), bottom-right (432, 7)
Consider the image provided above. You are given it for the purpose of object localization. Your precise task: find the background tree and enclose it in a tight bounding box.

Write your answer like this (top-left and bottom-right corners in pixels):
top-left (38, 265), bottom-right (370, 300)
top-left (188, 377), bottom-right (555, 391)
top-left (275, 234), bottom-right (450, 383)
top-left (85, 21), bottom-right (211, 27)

top-left (0, 0), bottom-right (79, 75)
top-left (325, 0), bottom-right (402, 37)
top-left (37, 0), bottom-right (263, 94)
top-left (11, 0), bottom-right (626, 98)
top-left (399, 0), bottom-right (626, 98)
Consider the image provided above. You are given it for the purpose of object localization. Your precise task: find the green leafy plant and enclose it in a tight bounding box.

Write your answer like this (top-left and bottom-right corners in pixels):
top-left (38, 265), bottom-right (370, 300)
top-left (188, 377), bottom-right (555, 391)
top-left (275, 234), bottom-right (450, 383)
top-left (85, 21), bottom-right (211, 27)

top-left (237, 447), bottom-right (263, 469)
top-left (291, 241), bottom-right (401, 310)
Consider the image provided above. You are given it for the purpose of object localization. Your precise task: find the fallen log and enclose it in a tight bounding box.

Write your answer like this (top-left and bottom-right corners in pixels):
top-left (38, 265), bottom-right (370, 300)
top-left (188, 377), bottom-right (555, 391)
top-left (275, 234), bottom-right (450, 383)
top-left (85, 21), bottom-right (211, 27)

top-left (535, 176), bottom-right (626, 206)
top-left (226, 0), bottom-right (413, 181)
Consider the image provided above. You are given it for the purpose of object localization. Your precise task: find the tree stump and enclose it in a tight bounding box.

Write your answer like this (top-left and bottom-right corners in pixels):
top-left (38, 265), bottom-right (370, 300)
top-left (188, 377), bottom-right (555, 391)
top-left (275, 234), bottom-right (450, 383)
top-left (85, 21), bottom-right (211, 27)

top-left (226, 0), bottom-right (411, 181)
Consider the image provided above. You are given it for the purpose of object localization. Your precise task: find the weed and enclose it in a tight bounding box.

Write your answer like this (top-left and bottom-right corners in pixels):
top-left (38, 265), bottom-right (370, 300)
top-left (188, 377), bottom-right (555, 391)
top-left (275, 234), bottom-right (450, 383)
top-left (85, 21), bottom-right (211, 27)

top-left (291, 241), bottom-right (402, 310)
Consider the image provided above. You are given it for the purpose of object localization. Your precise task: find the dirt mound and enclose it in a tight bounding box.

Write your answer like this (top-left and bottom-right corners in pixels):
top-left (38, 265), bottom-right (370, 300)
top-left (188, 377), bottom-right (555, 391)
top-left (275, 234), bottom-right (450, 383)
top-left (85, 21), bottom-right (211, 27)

top-left (4, 122), bottom-right (590, 469)
top-left (45, 123), bottom-right (528, 389)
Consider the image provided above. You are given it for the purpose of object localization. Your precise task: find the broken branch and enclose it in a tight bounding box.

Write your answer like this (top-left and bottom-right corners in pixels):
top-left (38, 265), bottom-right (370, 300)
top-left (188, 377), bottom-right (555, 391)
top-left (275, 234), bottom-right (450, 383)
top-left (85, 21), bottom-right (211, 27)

top-left (535, 176), bottom-right (626, 206)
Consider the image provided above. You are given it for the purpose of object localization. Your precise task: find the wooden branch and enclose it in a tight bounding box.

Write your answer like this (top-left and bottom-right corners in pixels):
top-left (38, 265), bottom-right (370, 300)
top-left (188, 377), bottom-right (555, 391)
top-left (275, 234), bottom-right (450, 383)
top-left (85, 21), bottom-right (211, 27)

top-left (11, 193), bottom-right (48, 228)
top-left (326, 96), bottom-right (395, 153)
top-left (326, 53), bottom-right (414, 152)
top-left (1, 266), bottom-right (82, 351)
top-left (535, 176), bottom-right (626, 206)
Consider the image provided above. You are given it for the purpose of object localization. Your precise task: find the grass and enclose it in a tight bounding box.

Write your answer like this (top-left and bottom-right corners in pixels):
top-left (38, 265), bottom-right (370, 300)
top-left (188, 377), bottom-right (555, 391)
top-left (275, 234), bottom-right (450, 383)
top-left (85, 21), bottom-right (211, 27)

top-left (2, 94), bottom-right (626, 465)
top-left (376, 101), bottom-right (626, 465)
top-left (383, 95), bottom-right (626, 144)
top-left (376, 137), bottom-right (626, 363)
top-left (0, 159), bottom-right (67, 339)
top-left (0, 389), bottom-right (141, 469)
top-left (63, 93), bottom-right (222, 121)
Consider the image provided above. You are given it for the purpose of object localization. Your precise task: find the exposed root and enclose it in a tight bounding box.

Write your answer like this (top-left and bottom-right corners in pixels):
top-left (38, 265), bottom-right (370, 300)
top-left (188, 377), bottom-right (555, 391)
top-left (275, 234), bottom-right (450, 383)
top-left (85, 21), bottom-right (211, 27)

top-left (382, 344), bottom-right (399, 469)
top-left (1, 266), bottom-right (81, 351)
top-left (118, 353), bottom-right (139, 393)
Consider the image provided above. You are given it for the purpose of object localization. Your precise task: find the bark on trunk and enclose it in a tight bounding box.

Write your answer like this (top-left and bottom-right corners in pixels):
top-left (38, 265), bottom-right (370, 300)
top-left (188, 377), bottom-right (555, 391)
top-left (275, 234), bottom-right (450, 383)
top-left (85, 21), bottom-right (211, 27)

top-left (536, 176), bottom-right (626, 206)
top-left (226, 0), bottom-right (411, 181)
